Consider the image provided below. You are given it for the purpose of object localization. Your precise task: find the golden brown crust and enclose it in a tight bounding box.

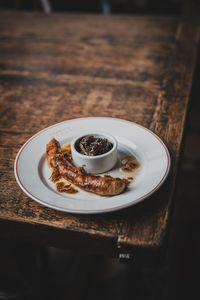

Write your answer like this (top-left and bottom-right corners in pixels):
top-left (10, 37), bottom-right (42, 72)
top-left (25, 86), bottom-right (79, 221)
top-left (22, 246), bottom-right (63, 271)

top-left (46, 138), bottom-right (127, 196)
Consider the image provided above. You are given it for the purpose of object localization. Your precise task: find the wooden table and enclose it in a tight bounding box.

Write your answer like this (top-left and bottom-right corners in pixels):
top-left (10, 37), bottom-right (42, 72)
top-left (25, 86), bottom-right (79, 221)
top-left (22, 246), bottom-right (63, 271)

top-left (0, 11), bottom-right (199, 262)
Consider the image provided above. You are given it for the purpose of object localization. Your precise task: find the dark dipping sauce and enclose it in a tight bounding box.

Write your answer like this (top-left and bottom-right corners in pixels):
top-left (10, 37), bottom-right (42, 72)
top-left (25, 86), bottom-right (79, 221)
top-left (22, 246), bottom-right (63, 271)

top-left (76, 135), bottom-right (113, 156)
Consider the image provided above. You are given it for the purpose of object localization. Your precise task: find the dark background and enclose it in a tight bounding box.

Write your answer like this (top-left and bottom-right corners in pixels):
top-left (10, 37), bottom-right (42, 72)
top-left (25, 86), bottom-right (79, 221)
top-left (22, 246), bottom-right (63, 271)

top-left (0, 0), bottom-right (186, 14)
top-left (0, 1), bottom-right (200, 300)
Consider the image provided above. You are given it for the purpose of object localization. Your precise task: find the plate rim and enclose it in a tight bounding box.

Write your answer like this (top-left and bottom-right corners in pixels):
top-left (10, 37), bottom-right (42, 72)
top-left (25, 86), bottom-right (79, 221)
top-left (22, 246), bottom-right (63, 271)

top-left (14, 117), bottom-right (171, 214)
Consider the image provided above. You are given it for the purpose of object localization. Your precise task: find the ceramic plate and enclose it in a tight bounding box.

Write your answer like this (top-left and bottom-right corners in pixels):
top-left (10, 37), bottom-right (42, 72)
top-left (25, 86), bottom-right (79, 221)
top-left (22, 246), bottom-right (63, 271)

top-left (14, 117), bottom-right (170, 214)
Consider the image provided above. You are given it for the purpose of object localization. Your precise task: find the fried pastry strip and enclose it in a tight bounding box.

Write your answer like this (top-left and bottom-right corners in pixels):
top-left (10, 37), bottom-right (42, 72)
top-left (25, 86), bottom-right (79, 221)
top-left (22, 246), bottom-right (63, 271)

top-left (46, 138), bottom-right (127, 196)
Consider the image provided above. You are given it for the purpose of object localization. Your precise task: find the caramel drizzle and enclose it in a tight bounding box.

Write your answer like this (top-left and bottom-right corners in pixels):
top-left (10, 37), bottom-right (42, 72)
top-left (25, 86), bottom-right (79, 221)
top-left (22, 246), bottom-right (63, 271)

top-left (50, 144), bottom-right (78, 194)
top-left (56, 182), bottom-right (78, 194)
top-left (120, 155), bottom-right (140, 172)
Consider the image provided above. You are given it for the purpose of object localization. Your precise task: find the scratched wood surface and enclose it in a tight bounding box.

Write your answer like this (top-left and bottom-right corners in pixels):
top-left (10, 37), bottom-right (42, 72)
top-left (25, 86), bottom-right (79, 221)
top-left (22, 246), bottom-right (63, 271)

top-left (0, 11), bottom-right (199, 258)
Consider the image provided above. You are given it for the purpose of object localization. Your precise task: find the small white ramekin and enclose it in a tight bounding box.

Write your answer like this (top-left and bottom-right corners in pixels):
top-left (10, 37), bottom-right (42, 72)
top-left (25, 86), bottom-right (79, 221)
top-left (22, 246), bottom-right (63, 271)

top-left (71, 133), bottom-right (118, 174)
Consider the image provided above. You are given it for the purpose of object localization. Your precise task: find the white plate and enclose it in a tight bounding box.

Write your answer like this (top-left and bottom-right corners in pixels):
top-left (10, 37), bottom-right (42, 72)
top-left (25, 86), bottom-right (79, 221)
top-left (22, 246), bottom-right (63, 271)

top-left (14, 117), bottom-right (170, 214)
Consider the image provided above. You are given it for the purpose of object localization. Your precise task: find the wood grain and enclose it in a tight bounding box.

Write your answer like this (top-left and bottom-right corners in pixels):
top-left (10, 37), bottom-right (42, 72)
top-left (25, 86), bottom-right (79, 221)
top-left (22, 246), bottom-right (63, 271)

top-left (0, 11), bottom-right (199, 258)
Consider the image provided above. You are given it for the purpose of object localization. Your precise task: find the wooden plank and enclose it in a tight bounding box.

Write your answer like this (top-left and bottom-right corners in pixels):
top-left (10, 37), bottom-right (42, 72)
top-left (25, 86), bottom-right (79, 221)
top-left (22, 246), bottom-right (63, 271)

top-left (0, 11), bottom-right (198, 257)
top-left (118, 19), bottom-right (200, 251)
